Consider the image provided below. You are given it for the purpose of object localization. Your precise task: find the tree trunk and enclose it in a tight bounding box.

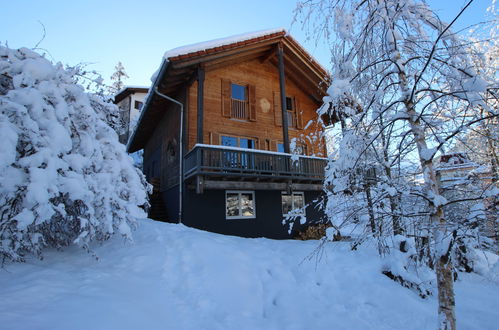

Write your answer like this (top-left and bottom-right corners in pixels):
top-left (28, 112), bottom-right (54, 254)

top-left (379, 114), bottom-right (403, 235)
top-left (436, 246), bottom-right (456, 330)
top-left (400, 69), bottom-right (456, 329)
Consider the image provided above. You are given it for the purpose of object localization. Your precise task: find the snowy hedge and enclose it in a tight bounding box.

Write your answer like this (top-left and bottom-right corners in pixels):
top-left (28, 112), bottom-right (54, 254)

top-left (0, 46), bottom-right (149, 262)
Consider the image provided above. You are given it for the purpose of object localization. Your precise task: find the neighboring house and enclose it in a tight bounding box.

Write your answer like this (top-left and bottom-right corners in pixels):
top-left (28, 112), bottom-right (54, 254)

top-left (127, 29), bottom-right (330, 238)
top-left (437, 153), bottom-right (491, 187)
top-left (114, 86), bottom-right (149, 144)
top-left (437, 153), bottom-right (498, 243)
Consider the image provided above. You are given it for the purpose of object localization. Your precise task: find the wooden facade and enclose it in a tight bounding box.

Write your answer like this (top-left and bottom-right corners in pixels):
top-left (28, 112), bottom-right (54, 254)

top-left (186, 58), bottom-right (326, 155)
top-left (129, 30), bottom-right (330, 238)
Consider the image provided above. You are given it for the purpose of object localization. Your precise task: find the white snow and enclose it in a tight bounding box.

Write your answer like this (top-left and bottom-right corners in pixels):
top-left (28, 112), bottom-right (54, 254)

top-left (0, 220), bottom-right (497, 330)
top-left (193, 143), bottom-right (327, 160)
top-left (163, 28), bottom-right (285, 59)
top-left (0, 45), bottom-right (148, 260)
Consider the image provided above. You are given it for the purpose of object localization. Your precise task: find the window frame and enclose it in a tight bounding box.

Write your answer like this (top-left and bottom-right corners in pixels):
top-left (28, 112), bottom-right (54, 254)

top-left (220, 135), bottom-right (256, 149)
top-left (277, 141), bottom-right (307, 155)
top-left (285, 96), bottom-right (296, 128)
top-left (225, 190), bottom-right (256, 220)
top-left (134, 100), bottom-right (143, 110)
top-left (230, 82), bottom-right (249, 120)
top-left (231, 83), bottom-right (248, 101)
top-left (281, 191), bottom-right (306, 216)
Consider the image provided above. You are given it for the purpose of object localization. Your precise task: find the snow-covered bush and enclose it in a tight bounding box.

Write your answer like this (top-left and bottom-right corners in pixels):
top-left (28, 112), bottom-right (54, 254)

top-left (0, 46), bottom-right (149, 262)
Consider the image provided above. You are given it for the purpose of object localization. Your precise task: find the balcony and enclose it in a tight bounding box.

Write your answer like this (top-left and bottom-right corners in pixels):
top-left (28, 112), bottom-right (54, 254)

top-left (183, 144), bottom-right (327, 192)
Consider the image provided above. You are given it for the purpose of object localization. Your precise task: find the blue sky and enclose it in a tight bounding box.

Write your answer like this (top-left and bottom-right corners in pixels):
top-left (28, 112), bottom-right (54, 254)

top-left (1, 0), bottom-right (493, 88)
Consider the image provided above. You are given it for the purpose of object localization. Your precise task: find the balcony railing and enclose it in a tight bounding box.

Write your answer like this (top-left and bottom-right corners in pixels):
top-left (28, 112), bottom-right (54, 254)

top-left (184, 144), bottom-right (327, 183)
top-left (231, 99), bottom-right (248, 119)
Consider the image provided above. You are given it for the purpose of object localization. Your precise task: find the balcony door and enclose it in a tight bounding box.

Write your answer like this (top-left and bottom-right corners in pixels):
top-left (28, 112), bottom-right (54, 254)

top-left (221, 135), bottom-right (256, 169)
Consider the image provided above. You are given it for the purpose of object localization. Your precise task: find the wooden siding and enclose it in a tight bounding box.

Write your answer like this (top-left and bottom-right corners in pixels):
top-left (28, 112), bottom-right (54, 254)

top-left (144, 91), bottom-right (187, 192)
top-left (187, 58), bottom-right (326, 157)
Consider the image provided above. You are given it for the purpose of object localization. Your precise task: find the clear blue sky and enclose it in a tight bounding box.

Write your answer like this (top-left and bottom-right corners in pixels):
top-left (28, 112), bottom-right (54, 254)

top-left (1, 0), bottom-right (493, 88)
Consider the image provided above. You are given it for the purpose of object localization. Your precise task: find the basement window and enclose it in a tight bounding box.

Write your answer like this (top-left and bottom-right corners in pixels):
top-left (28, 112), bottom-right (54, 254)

top-left (226, 191), bottom-right (256, 219)
top-left (281, 191), bottom-right (305, 216)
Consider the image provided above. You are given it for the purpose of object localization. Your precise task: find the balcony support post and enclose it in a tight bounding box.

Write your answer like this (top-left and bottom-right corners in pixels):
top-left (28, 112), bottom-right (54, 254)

top-left (197, 66), bottom-right (205, 144)
top-left (277, 43), bottom-right (290, 154)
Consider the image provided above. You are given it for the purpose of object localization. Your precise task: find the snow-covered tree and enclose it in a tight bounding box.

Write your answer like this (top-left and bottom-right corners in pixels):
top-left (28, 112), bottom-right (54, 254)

top-left (110, 61), bottom-right (129, 93)
top-left (0, 46), bottom-right (150, 263)
top-left (295, 0), bottom-right (498, 328)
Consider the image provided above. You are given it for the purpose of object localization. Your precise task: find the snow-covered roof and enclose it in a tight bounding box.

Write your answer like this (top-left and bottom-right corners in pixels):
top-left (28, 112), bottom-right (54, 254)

top-left (115, 85), bottom-right (149, 96)
top-left (114, 85), bottom-right (150, 103)
top-left (163, 28), bottom-right (286, 60)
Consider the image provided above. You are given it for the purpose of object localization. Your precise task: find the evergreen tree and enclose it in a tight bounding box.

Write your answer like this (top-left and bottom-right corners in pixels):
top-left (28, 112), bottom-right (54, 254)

top-left (110, 61), bottom-right (129, 92)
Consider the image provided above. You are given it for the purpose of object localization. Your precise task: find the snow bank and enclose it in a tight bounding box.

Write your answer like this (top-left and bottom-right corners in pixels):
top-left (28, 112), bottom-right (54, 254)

top-left (0, 220), bottom-right (497, 330)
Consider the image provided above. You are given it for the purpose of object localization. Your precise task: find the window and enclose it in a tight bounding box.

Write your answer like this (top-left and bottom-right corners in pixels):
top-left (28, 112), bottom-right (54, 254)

top-left (221, 135), bottom-right (255, 149)
top-left (277, 142), bottom-right (307, 155)
top-left (231, 83), bottom-right (248, 119)
top-left (134, 100), bottom-right (143, 110)
top-left (285, 96), bottom-right (296, 127)
top-left (281, 192), bottom-right (305, 216)
top-left (221, 135), bottom-right (255, 168)
top-left (226, 191), bottom-right (256, 219)
top-left (231, 83), bottom-right (247, 101)
top-left (222, 79), bottom-right (256, 121)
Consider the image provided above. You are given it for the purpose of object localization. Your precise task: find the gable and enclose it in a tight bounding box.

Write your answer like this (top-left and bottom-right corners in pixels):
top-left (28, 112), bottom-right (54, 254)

top-left (127, 31), bottom-right (329, 153)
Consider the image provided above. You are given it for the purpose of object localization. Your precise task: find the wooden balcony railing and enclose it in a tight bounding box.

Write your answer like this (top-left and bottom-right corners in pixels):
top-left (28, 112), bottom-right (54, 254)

top-left (231, 99), bottom-right (248, 119)
top-left (184, 144), bottom-right (327, 183)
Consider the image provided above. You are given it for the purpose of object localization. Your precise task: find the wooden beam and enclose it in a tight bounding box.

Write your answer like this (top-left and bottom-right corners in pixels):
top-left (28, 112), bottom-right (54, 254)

top-left (189, 179), bottom-right (323, 191)
top-left (259, 47), bottom-right (276, 64)
top-left (282, 38), bottom-right (329, 82)
top-left (197, 66), bottom-right (205, 144)
top-left (202, 50), bottom-right (269, 72)
top-left (268, 56), bottom-right (324, 104)
top-left (277, 43), bottom-right (290, 154)
top-left (171, 38), bottom-right (281, 69)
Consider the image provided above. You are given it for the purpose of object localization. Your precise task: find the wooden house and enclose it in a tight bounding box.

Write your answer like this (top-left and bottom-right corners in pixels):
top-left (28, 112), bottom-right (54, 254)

top-left (127, 29), bottom-right (330, 238)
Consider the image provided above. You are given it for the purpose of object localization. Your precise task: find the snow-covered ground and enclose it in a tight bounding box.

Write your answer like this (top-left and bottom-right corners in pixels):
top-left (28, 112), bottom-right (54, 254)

top-left (0, 219), bottom-right (497, 330)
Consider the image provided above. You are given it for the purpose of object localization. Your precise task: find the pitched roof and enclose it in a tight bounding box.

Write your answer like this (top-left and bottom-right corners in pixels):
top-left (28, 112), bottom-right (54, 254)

top-left (113, 86), bottom-right (149, 104)
top-left (163, 28), bottom-right (286, 60)
top-left (127, 30), bottom-right (330, 153)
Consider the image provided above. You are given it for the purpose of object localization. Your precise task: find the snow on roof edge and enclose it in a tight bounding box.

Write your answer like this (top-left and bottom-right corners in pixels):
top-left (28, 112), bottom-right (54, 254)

top-left (163, 28), bottom-right (286, 60)
top-left (114, 85), bottom-right (150, 97)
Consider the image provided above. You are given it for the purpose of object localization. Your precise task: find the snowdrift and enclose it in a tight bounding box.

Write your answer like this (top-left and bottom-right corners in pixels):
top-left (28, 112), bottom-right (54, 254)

top-left (0, 220), bottom-right (497, 330)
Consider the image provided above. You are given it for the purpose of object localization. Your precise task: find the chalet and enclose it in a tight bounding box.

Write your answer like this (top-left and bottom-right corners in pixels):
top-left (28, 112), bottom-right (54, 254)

top-left (127, 29), bottom-right (330, 238)
top-left (114, 86), bottom-right (148, 144)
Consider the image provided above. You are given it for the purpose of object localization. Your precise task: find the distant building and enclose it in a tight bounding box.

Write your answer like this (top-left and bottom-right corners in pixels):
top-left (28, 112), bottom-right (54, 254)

top-left (437, 152), bottom-right (497, 244)
top-left (114, 86), bottom-right (149, 144)
top-left (437, 153), bottom-right (482, 187)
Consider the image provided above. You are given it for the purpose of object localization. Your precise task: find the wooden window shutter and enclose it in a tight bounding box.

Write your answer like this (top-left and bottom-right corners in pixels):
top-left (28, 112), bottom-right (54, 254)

top-left (221, 79), bottom-right (231, 118)
top-left (295, 98), bottom-right (304, 129)
top-left (273, 91), bottom-right (282, 126)
top-left (248, 84), bottom-right (256, 121)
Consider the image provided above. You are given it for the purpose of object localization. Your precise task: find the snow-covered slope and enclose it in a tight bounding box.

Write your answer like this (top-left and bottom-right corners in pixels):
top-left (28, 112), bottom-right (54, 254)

top-left (0, 220), bottom-right (497, 330)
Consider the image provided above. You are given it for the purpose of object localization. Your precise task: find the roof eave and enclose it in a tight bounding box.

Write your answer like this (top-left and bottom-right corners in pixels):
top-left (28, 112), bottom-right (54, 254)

top-left (127, 59), bottom-right (170, 153)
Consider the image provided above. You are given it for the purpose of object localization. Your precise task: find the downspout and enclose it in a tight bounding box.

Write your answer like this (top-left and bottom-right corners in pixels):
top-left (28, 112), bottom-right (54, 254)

top-left (154, 87), bottom-right (184, 224)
